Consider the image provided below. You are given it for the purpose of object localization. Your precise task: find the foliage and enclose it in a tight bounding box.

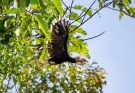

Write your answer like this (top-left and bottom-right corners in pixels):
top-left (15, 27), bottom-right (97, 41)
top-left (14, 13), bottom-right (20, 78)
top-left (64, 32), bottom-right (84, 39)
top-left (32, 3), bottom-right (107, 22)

top-left (0, 0), bottom-right (134, 93)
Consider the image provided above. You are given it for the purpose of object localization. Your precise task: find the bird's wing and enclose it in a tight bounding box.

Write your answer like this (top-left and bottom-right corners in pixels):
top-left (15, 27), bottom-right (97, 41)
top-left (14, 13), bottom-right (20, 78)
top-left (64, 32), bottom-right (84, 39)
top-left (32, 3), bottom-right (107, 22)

top-left (48, 19), bottom-right (69, 58)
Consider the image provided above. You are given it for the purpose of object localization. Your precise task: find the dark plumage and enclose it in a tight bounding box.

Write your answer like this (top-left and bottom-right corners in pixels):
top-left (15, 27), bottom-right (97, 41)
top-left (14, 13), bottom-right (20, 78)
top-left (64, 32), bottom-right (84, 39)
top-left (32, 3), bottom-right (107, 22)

top-left (48, 19), bottom-right (86, 64)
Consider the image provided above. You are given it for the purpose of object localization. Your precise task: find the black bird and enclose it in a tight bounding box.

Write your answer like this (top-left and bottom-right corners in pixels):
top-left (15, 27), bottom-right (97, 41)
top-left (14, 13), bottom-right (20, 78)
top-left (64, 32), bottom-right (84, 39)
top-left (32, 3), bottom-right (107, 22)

top-left (48, 19), bottom-right (87, 64)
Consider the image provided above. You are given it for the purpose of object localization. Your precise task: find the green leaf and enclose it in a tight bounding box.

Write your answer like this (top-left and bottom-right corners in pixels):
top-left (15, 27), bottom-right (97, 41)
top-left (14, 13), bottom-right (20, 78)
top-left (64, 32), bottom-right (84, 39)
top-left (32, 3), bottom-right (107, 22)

top-left (70, 12), bottom-right (82, 23)
top-left (2, 0), bottom-right (13, 6)
top-left (30, 0), bottom-right (40, 9)
top-left (5, 8), bottom-right (21, 14)
top-left (70, 25), bottom-right (87, 36)
top-left (17, 0), bottom-right (26, 8)
top-left (124, 0), bottom-right (131, 5)
top-left (39, 46), bottom-right (47, 60)
top-left (26, 0), bottom-right (30, 7)
top-left (35, 38), bottom-right (44, 45)
top-left (48, 15), bottom-right (55, 26)
top-left (52, 0), bottom-right (63, 15)
top-left (112, 1), bottom-right (117, 8)
top-left (34, 15), bottom-right (50, 40)
top-left (73, 5), bottom-right (83, 10)
top-left (119, 11), bottom-right (124, 19)
top-left (128, 0), bottom-right (131, 3)
top-left (125, 7), bottom-right (131, 14)
top-left (20, 16), bottom-right (30, 29)
top-left (68, 36), bottom-right (89, 58)
top-left (83, 7), bottom-right (92, 16)
top-left (98, 0), bottom-right (103, 8)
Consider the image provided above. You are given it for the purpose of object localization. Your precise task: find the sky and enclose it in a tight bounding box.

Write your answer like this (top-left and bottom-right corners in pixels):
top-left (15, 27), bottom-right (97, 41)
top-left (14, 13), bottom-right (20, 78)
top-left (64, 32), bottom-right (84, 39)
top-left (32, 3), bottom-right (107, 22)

top-left (85, 11), bottom-right (135, 93)
top-left (64, 0), bottom-right (135, 93)
top-left (81, 2), bottom-right (135, 93)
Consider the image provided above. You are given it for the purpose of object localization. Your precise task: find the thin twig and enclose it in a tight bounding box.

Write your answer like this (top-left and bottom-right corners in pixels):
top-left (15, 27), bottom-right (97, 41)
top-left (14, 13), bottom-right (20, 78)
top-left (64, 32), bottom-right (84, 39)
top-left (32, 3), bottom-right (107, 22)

top-left (70, 1), bottom-right (113, 33)
top-left (69, 0), bottom-right (96, 26)
top-left (83, 31), bottom-right (105, 41)
top-left (81, 0), bottom-right (96, 23)
top-left (61, 6), bottom-right (69, 20)
top-left (61, 0), bottom-right (69, 19)
top-left (61, 0), bottom-right (68, 8)
top-left (69, 0), bottom-right (74, 20)
top-left (107, 6), bottom-right (135, 18)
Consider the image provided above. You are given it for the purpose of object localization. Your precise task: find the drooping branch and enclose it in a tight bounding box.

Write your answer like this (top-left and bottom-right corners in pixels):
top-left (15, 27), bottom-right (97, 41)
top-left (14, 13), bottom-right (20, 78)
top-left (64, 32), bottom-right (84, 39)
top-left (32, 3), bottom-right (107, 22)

top-left (83, 31), bottom-right (105, 41)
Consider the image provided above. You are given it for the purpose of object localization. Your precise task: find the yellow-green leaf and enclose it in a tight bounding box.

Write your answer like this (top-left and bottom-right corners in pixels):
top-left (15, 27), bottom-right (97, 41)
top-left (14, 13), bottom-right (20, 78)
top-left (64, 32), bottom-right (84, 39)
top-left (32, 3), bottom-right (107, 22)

top-left (70, 12), bottom-right (82, 23)
top-left (73, 5), bottom-right (83, 10)
top-left (39, 46), bottom-right (47, 60)
top-left (52, 0), bottom-right (63, 15)
top-left (83, 7), bottom-right (92, 16)
top-left (5, 8), bottom-right (21, 14)
top-left (34, 15), bottom-right (50, 40)
top-left (30, 0), bottom-right (40, 9)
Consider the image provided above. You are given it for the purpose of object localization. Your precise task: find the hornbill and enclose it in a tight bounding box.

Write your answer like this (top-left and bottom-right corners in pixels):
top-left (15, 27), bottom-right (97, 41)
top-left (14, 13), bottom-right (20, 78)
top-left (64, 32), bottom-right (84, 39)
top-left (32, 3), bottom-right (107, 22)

top-left (47, 19), bottom-right (87, 64)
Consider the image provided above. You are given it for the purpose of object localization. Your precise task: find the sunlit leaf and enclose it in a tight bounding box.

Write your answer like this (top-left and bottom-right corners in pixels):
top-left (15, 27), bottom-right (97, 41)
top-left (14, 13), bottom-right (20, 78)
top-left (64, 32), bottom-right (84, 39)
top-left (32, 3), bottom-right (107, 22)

top-left (70, 12), bottom-right (82, 23)
top-left (83, 7), bottom-right (92, 16)
top-left (17, 0), bottom-right (26, 8)
top-left (39, 46), bottom-right (47, 60)
top-left (70, 25), bottom-right (87, 36)
top-left (34, 15), bottom-right (50, 40)
top-left (73, 5), bottom-right (83, 10)
top-left (52, 0), bottom-right (63, 15)
top-left (124, 0), bottom-right (131, 4)
top-left (6, 8), bottom-right (21, 14)
top-left (119, 11), bottom-right (124, 19)
top-left (30, 0), bottom-right (40, 9)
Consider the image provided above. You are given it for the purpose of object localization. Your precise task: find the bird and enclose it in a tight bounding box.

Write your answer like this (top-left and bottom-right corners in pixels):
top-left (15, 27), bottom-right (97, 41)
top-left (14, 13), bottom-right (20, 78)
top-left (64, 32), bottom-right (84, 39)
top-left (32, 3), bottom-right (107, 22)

top-left (47, 19), bottom-right (87, 64)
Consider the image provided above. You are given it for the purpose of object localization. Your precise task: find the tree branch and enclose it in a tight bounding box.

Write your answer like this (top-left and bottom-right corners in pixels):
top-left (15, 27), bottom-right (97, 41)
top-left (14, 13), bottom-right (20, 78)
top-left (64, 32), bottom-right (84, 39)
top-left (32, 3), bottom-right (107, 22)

top-left (107, 6), bottom-right (135, 18)
top-left (69, 0), bottom-right (96, 26)
top-left (70, 1), bottom-right (113, 33)
top-left (81, 0), bottom-right (96, 23)
top-left (83, 31), bottom-right (105, 41)
top-left (61, 0), bottom-right (68, 8)
top-left (69, 0), bottom-right (75, 20)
